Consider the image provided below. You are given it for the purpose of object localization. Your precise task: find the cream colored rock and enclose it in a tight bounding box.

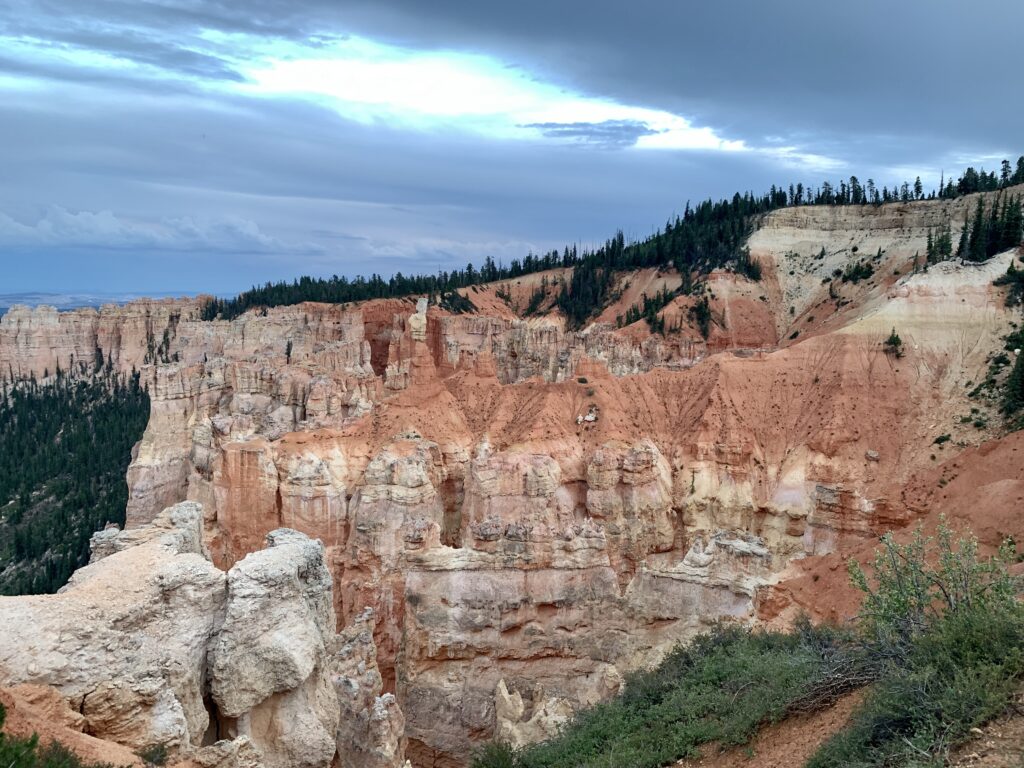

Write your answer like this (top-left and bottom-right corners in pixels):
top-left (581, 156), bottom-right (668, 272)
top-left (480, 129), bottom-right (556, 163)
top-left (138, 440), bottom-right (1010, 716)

top-left (211, 529), bottom-right (339, 768)
top-left (331, 608), bottom-right (407, 768)
top-left (178, 737), bottom-right (265, 768)
top-left (494, 680), bottom-right (574, 751)
top-left (0, 503), bottom-right (224, 754)
top-left (0, 506), bottom-right (391, 768)
top-left (408, 298), bottom-right (428, 342)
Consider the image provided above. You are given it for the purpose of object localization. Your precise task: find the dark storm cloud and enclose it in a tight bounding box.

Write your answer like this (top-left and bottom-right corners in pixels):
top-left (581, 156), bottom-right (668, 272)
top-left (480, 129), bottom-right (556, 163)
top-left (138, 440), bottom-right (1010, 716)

top-left (6, 0), bottom-right (1019, 158)
top-left (335, 0), bottom-right (1024, 160)
top-left (0, 0), bottom-right (1020, 294)
top-left (50, 29), bottom-right (244, 81)
top-left (0, 52), bottom-right (233, 95)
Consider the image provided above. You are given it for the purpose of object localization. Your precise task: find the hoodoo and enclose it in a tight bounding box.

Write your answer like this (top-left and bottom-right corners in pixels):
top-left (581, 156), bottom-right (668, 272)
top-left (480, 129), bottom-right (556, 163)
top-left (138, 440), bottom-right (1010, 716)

top-left (3, 182), bottom-right (1023, 766)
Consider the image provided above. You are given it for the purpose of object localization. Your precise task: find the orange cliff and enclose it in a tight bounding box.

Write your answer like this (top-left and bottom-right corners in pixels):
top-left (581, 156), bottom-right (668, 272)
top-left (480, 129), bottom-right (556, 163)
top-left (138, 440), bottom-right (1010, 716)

top-left (0, 190), bottom-right (1022, 768)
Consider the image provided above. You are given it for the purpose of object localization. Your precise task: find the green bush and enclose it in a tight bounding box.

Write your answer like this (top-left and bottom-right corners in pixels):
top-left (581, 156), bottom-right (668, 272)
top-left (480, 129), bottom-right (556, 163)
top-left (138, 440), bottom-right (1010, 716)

top-left (136, 743), bottom-right (168, 766)
top-left (883, 328), bottom-right (904, 359)
top-left (472, 742), bottom-right (518, 768)
top-left (809, 523), bottom-right (1024, 767)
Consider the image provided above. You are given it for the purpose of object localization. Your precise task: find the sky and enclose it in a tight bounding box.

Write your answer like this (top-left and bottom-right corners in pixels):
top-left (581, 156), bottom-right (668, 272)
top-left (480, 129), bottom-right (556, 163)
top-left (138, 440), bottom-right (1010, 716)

top-left (1, 0), bottom-right (1021, 297)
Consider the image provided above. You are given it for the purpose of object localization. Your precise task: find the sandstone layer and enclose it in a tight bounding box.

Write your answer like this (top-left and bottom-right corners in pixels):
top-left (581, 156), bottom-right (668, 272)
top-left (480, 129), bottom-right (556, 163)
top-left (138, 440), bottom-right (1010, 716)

top-left (1, 191), bottom-right (1022, 766)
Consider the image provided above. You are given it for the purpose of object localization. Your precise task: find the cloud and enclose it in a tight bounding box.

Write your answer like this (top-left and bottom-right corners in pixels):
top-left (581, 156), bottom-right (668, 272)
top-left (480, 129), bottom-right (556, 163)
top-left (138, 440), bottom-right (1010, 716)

top-left (0, 207), bottom-right (321, 255)
top-left (0, 0), bottom-right (1020, 295)
top-left (235, 33), bottom-right (759, 156)
top-left (0, 9), bottom-right (820, 163)
top-left (523, 120), bottom-right (660, 149)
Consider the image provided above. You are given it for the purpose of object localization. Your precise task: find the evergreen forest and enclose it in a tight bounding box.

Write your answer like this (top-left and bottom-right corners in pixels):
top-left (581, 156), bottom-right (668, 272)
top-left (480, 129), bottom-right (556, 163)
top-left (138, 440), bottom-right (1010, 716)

top-left (204, 158), bottom-right (1024, 327)
top-left (0, 367), bottom-right (150, 595)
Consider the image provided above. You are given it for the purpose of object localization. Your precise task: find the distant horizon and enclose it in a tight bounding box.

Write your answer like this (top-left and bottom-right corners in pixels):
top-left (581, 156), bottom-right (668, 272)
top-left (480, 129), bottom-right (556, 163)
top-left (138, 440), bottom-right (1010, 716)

top-left (6, 160), bottom-right (1021, 303)
top-left (0, 290), bottom-right (205, 308)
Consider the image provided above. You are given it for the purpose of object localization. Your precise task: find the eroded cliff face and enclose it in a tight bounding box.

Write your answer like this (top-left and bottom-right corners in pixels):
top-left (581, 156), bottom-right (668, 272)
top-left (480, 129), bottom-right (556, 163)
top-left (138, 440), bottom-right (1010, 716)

top-left (2, 192), bottom-right (1021, 766)
top-left (0, 299), bottom-right (204, 380)
top-left (0, 503), bottom-right (404, 768)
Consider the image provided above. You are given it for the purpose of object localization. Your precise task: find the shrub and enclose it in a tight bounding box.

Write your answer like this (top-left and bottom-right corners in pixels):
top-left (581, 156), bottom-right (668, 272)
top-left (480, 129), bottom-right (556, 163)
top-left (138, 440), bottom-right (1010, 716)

top-left (1003, 352), bottom-right (1024, 422)
top-left (809, 523), bottom-right (1024, 767)
top-left (137, 744), bottom-right (168, 766)
top-left (689, 296), bottom-right (712, 339)
top-left (439, 290), bottom-right (476, 314)
top-left (734, 248), bottom-right (762, 281)
top-left (841, 261), bottom-right (874, 283)
top-left (472, 742), bottom-right (517, 768)
top-left (883, 328), bottom-right (904, 358)
top-left (994, 259), bottom-right (1024, 307)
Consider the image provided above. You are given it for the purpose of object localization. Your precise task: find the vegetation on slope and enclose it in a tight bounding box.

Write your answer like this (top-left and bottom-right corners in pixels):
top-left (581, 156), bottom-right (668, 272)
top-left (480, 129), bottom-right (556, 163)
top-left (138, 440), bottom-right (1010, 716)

top-left (810, 527), bottom-right (1024, 767)
top-left (927, 194), bottom-right (1023, 265)
top-left (0, 366), bottom-right (149, 595)
top-left (995, 259), bottom-right (1024, 308)
top-left (473, 523), bottom-right (1024, 768)
top-left (479, 622), bottom-right (864, 768)
top-left (0, 702), bottom-right (116, 768)
top-left (616, 287), bottom-right (678, 334)
top-left (1004, 345), bottom-right (1024, 429)
top-left (983, 258), bottom-right (1024, 430)
top-left (204, 158), bottom-right (1024, 325)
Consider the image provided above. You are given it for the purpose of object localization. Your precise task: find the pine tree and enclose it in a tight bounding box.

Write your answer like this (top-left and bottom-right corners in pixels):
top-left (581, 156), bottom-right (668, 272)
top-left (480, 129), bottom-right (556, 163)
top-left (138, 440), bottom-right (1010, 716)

top-left (965, 196), bottom-right (989, 262)
top-left (884, 328), bottom-right (904, 358)
top-left (1004, 352), bottom-right (1024, 419)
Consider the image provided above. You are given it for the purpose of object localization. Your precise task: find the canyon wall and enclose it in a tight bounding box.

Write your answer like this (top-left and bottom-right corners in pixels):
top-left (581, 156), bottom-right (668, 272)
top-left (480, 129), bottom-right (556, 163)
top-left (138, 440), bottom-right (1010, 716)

top-left (1, 191), bottom-right (1021, 766)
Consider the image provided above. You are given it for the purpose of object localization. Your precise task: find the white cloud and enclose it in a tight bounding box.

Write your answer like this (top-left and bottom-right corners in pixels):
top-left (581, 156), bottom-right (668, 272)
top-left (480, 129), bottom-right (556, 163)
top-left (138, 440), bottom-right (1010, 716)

top-left (234, 35), bottom-right (750, 152)
top-left (0, 26), bottom-right (839, 167)
top-left (760, 146), bottom-right (847, 173)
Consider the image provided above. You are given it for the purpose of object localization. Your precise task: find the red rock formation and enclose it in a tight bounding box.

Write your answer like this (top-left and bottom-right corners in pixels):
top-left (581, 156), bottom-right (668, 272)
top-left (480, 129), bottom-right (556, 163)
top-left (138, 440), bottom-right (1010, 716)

top-left (2, 193), bottom-right (1022, 766)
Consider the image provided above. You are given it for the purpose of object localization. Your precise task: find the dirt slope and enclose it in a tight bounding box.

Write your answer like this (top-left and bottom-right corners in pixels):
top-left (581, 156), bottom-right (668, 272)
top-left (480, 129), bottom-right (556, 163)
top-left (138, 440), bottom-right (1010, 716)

top-left (676, 692), bottom-right (863, 768)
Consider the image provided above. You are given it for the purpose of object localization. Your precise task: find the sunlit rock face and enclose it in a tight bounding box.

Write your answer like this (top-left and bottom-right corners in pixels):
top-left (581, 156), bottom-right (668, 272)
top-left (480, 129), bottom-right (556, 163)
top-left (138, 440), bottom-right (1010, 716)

top-left (4, 190), bottom-right (1022, 766)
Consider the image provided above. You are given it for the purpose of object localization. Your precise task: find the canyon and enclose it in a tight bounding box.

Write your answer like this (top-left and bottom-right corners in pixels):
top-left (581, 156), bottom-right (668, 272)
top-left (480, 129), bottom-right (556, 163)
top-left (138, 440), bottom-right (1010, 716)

top-left (1, 191), bottom-right (1022, 767)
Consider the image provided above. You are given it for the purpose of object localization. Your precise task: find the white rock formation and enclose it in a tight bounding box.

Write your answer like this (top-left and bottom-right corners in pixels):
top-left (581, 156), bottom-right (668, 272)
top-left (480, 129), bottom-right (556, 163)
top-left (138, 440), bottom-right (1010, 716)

top-left (408, 298), bottom-right (428, 342)
top-left (331, 608), bottom-right (407, 768)
top-left (0, 503), bottom-right (405, 768)
top-left (211, 529), bottom-right (340, 768)
top-left (0, 502), bottom-right (223, 753)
